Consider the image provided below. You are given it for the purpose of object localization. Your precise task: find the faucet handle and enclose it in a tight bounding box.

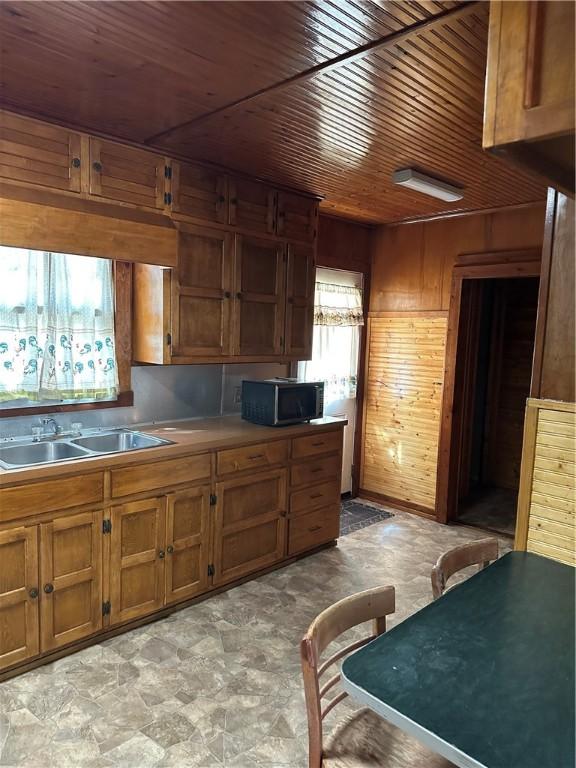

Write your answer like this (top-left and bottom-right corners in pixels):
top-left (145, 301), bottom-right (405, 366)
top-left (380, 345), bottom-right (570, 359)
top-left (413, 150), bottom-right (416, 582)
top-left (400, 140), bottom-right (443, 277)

top-left (31, 426), bottom-right (42, 442)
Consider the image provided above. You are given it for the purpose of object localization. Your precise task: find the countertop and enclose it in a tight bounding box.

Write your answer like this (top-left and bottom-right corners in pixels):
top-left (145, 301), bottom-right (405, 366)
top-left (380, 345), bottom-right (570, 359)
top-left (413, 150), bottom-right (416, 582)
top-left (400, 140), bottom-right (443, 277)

top-left (0, 414), bottom-right (347, 486)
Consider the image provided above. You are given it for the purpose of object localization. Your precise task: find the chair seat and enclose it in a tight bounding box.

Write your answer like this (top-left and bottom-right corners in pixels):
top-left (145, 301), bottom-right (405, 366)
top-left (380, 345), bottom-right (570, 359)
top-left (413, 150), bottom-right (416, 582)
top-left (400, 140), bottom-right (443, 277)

top-left (323, 708), bottom-right (456, 768)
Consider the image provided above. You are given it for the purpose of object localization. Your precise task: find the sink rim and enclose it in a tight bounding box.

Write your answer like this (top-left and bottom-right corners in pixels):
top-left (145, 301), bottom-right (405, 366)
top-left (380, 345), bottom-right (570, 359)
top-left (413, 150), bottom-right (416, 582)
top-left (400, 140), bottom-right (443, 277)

top-left (0, 427), bottom-right (174, 469)
top-left (0, 440), bottom-right (92, 468)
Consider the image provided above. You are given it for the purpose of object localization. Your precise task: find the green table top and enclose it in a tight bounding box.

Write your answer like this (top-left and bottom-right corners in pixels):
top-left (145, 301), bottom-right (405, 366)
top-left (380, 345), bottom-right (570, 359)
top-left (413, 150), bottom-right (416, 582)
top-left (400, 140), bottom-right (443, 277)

top-left (341, 551), bottom-right (575, 768)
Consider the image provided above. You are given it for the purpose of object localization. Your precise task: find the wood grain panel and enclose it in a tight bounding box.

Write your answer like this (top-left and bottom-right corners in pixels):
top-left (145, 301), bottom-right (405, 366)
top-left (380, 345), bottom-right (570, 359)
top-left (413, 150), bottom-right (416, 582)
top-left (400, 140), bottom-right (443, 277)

top-left (0, 1), bottom-right (545, 223)
top-left (0, 474), bottom-right (104, 523)
top-left (361, 314), bottom-right (447, 510)
top-left (516, 399), bottom-right (575, 566)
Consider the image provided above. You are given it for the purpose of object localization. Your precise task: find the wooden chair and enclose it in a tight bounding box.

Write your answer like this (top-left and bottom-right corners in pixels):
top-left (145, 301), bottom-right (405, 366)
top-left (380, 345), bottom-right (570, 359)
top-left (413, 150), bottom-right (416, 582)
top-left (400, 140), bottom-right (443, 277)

top-left (300, 586), bottom-right (455, 767)
top-left (431, 538), bottom-right (499, 600)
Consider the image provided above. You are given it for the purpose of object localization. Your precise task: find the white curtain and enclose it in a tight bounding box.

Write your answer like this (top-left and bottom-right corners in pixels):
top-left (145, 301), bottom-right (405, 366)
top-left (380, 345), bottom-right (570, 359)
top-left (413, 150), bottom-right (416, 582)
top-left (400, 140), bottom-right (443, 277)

top-left (300, 281), bottom-right (363, 403)
top-left (0, 247), bottom-right (118, 402)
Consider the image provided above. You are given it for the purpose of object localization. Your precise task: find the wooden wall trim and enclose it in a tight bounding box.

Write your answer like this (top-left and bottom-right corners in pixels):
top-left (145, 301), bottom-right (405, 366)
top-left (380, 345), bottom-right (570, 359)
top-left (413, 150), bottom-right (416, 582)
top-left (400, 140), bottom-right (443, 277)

top-left (531, 189), bottom-right (557, 397)
top-left (0, 196), bottom-right (178, 268)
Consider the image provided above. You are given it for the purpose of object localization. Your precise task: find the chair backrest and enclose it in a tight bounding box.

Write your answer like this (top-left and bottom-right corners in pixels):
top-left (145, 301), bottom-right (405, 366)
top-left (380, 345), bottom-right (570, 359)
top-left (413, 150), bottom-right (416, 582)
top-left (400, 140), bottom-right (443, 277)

top-left (300, 585), bottom-right (396, 768)
top-left (431, 538), bottom-right (499, 599)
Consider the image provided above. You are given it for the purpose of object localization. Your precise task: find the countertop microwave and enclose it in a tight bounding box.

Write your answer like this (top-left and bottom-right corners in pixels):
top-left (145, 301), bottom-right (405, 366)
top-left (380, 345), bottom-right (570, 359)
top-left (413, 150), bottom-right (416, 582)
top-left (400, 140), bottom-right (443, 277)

top-left (241, 379), bottom-right (324, 426)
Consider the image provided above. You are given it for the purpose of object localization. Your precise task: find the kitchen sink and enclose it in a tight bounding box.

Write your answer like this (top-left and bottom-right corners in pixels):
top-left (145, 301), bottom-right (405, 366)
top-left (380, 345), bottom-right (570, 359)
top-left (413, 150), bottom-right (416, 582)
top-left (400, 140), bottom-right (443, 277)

top-left (0, 428), bottom-right (174, 469)
top-left (71, 430), bottom-right (169, 453)
top-left (0, 441), bottom-right (91, 467)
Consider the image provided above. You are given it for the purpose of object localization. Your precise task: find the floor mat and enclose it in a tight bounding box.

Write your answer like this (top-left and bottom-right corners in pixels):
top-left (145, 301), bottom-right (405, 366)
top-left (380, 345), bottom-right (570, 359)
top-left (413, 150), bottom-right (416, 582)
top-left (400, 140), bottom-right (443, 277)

top-left (341, 499), bottom-right (394, 535)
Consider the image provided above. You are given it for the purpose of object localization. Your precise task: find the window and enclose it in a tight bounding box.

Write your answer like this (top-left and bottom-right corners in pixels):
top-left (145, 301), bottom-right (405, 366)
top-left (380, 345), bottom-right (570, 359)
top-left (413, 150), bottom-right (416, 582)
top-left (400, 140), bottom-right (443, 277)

top-left (299, 270), bottom-right (364, 404)
top-left (0, 247), bottom-right (119, 406)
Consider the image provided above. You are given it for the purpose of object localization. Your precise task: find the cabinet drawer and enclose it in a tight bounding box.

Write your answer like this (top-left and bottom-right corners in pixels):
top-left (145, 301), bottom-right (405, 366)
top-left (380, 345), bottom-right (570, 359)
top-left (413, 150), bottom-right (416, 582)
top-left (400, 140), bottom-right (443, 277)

top-left (290, 478), bottom-right (340, 516)
top-left (291, 454), bottom-right (341, 488)
top-left (288, 505), bottom-right (339, 555)
top-left (0, 473), bottom-right (104, 523)
top-left (217, 440), bottom-right (288, 477)
top-left (110, 453), bottom-right (211, 498)
top-left (292, 431), bottom-right (342, 460)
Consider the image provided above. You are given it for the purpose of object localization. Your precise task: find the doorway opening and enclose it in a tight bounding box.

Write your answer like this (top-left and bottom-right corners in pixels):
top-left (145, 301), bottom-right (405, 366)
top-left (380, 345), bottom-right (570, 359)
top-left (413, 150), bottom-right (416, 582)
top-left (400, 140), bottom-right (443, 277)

top-left (298, 267), bottom-right (364, 496)
top-left (451, 276), bottom-right (539, 536)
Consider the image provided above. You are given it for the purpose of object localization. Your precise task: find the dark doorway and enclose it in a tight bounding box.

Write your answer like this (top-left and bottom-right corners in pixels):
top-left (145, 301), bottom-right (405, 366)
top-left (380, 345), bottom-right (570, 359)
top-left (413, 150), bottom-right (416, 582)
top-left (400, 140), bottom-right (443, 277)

top-left (452, 277), bottom-right (540, 536)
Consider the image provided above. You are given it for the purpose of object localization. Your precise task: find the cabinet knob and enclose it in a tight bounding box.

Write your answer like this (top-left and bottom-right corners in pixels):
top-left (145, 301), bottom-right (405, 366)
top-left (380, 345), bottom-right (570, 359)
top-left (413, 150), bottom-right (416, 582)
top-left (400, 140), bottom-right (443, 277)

top-left (158, 549), bottom-right (165, 559)
top-left (71, 157), bottom-right (81, 168)
top-left (29, 588), bottom-right (39, 599)
top-left (236, 292), bottom-right (242, 300)
top-left (167, 545), bottom-right (174, 554)
top-left (43, 583), bottom-right (54, 594)
top-left (92, 161), bottom-right (103, 173)
top-left (224, 291), bottom-right (231, 299)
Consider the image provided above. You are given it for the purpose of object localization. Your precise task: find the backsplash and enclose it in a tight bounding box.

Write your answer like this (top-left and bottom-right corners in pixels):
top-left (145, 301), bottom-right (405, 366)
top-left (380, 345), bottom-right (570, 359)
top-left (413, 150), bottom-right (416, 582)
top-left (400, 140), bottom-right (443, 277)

top-left (0, 362), bottom-right (288, 439)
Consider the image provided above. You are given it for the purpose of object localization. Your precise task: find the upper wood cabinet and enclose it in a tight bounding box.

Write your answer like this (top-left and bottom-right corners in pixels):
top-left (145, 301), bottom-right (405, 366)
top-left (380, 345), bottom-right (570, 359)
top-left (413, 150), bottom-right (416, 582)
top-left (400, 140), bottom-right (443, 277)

top-left (285, 242), bottom-right (315, 359)
top-left (229, 177), bottom-right (276, 235)
top-left (277, 191), bottom-right (318, 242)
top-left (0, 526), bottom-right (39, 671)
top-left (172, 224), bottom-right (234, 358)
top-left (171, 160), bottom-right (227, 224)
top-left (89, 138), bottom-right (167, 210)
top-left (234, 234), bottom-right (286, 356)
top-left (483, 0), bottom-right (575, 191)
top-left (39, 510), bottom-right (102, 652)
top-left (0, 111), bottom-right (82, 193)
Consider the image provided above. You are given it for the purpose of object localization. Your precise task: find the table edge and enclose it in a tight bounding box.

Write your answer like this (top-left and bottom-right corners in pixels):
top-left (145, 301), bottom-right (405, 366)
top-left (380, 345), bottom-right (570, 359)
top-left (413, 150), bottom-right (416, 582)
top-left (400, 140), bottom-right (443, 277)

top-left (340, 667), bottom-right (488, 768)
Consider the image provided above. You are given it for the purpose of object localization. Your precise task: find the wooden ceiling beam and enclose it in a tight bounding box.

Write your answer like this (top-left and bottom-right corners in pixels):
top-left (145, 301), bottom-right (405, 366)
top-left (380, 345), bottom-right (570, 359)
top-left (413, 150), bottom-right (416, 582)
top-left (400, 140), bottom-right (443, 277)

top-left (145, 1), bottom-right (480, 145)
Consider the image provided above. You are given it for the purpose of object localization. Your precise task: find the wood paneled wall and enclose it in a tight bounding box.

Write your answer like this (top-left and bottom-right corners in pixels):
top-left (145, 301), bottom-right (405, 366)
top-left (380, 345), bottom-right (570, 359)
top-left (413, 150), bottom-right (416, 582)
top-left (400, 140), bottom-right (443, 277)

top-left (362, 203), bottom-right (546, 515)
top-left (317, 216), bottom-right (372, 273)
top-left (515, 399), bottom-right (575, 566)
top-left (485, 279), bottom-right (540, 491)
top-left (532, 191), bottom-right (575, 403)
top-left (361, 314), bottom-right (447, 511)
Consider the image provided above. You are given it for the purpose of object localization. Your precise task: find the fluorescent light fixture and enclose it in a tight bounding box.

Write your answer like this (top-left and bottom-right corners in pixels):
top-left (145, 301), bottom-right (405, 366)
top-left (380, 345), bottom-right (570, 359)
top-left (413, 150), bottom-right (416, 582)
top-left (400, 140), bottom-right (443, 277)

top-left (392, 168), bottom-right (464, 202)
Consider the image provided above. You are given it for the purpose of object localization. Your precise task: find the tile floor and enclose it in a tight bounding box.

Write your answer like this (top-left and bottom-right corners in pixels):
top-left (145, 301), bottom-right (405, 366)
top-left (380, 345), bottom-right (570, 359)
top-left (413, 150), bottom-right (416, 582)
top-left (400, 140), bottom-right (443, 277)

top-left (0, 506), bottom-right (510, 768)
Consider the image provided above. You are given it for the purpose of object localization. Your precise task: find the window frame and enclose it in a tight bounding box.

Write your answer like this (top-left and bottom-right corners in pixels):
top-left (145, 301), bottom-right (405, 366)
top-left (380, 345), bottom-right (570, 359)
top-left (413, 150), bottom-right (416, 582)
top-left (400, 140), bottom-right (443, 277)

top-left (0, 261), bottom-right (133, 417)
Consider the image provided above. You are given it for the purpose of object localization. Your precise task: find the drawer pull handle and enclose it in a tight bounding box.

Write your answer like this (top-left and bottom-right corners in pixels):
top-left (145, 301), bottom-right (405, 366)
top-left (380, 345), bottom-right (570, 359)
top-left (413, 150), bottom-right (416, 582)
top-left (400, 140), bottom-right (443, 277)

top-left (311, 468), bottom-right (323, 473)
top-left (43, 583), bottom-right (54, 594)
top-left (310, 493), bottom-right (323, 499)
top-left (309, 525), bottom-right (322, 532)
top-left (248, 454), bottom-right (264, 460)
top-left (311, 441), bottom-right (324, 447)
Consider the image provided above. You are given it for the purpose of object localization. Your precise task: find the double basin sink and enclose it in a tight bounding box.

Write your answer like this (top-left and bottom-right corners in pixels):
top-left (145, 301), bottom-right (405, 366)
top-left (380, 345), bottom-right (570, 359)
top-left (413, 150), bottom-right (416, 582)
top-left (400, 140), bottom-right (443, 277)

top-left (0, 428), bottom-right (174, 470)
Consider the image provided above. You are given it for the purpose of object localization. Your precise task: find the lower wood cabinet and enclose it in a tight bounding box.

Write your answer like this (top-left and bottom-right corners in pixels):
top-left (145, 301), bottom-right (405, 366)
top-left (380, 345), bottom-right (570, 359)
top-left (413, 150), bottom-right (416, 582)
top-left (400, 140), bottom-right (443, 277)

top-left (0, 527), bottom-right (39, 670)
top-left (109, 497), bottom-right (166, 626)
top-left (213, 468), bottom-right (287, 586)
top-left (0, 427), bottom-right (344, 677)
top-left (165, 486), bottom-right (211, 604)
top-left (40, 510), bottom-right (103, 651)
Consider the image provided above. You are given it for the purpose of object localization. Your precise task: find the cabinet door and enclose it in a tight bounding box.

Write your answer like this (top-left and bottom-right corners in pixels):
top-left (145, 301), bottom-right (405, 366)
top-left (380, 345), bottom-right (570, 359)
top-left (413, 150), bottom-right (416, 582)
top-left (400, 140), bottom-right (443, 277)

top-left (171, 161), bottom-right (227, 224)
top-left (234, 235), bottom-right (286, 356)
top-left (277, 192), bottom-right (318, 242)
top-left (0, 111), bottom-right (82, 193)
top-left (484, 1), bottom-right (575, 146)
top-left (172, 225), bottom-right (234, 358)
top-left (89, 138), bottom-right (166, 210)
top-left (213, 468), bottom-right (287, 586)
top-left (39, 511), bottom-right (102, 652)
top-left (229, 177), bottom-right (276, 234)
top-left (165, 486), bottom-right (211, 604)
top-left (285, 242), bottom-right (315, 358)
top-left (110, 498), bottom-right (166, 625)
top-left (0, 527), bottom-right (39, 671)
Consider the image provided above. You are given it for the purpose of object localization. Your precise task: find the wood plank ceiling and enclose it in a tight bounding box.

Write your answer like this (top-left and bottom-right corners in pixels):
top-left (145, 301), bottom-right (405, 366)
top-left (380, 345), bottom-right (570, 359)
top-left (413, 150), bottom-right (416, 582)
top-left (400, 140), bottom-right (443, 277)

top-left (0, 0), bottom-right (545, 223)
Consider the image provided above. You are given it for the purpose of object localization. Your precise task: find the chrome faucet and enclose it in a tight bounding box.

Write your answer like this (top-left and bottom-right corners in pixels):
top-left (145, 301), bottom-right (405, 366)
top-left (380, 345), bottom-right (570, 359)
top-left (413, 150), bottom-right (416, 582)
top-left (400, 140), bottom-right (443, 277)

top-left (41, 418), bottom-right (61, 438)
